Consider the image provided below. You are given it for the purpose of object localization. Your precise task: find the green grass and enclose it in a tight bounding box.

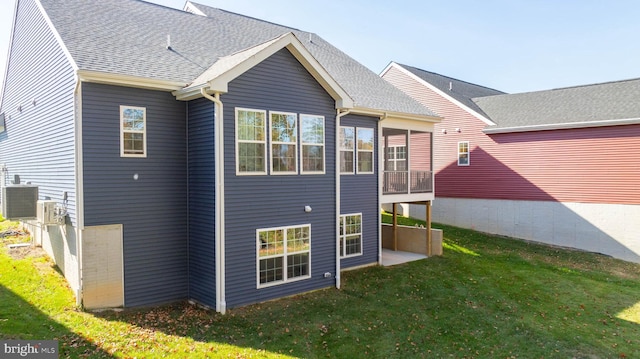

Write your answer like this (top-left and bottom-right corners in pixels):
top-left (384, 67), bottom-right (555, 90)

top-left (1, 219), bottom-right (639, 358)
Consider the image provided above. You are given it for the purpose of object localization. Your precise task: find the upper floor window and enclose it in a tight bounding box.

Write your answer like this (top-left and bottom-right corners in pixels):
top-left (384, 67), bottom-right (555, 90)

top-left (339, 126), bottom-right (355, 174)
top-left (236, 108), bottom-right (325, 176)
top-left (257, 224), bottom-right (311, 288)
top-left (300, 115), bottom-right (325, 174)
top-left (236, 108), bottom-right (267, 174)
top-left (458, 141), bottom-right (469, 166)
top-left (270, 112), bottom-right (297, 174)
top-left (120, 106), bottom-right (146, 157)
top-left (357, 128), bottom-right (374, 174)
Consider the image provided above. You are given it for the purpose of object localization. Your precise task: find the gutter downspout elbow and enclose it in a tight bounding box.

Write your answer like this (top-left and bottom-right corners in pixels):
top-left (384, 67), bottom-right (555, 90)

top-left (200, 88), bottom-right (226, 314)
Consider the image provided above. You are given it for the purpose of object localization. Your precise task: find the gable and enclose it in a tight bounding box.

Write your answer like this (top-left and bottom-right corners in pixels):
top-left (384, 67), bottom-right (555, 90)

top-left (175, 32), bottom-right (353, 109)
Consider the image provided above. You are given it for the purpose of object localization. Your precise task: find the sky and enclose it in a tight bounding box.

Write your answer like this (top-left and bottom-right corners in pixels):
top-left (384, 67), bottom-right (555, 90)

top-left (1, 0), bottom-right (640, 94)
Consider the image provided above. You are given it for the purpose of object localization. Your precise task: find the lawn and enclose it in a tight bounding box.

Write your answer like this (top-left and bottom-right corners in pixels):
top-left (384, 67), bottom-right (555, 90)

top-left (1, 218), bottom-right (639, 358)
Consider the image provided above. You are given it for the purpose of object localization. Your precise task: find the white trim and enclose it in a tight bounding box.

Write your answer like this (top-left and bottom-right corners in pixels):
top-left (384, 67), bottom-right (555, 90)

top-left (235, 108), bottom-right (267, 175)
top-left (356, 127), bottom-right (375, 174)
top-left (457, 141), bottom-right (470, 166)
top-left (338, 126), bottom-right (355, 175)
top-left (381, 62), bottom-right (493, 126)
top-left (183, 1), bottom-right (207, 16)
top-left (300, 114), bottom-right (326, 175)
top-left (119, 105), bottom-right (147, 158)
top-left (78, 70), bottom-right (185, 92)
top-left (256, 223), bottom-right (312, 289)
top-left (35, 0), bottom-right (79, 72)
top-left (335, 109), bottom-right (351, 289)
top-left (482, 117), bottom-right (640, 134)
top-left (269, 111), bottom-right (298, 175)
top-left (339, 213), bottom-right (363, 258)
top-left (377, 120), bottom-right (383, 265)
top-left (74, 78), bottom-right (84, 306)
top-left (350, 106), bottom-right (441, 124)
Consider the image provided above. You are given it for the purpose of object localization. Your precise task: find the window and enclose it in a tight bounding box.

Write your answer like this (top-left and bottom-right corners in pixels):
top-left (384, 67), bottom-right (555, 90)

top-left (300, 115), bottom-right (325, 173)
top-left (458, 141), bottom-right (469, 166)
top-left (236, 108), bottom-right (267, 174)
top-left (340, 214), bottom-right (362, 258)
top-left (120, 106), bottom-right (146, 157)
top-left (385, 146), bottom-right (407, 171)
top-left (339, 126), bottom-right (355, 174)
top-left (270, 112), bottom-right (297, 174)
top-left (357, 128), bottom-right (374, 174)
top-left (257, 224), bottom-right (311, 287)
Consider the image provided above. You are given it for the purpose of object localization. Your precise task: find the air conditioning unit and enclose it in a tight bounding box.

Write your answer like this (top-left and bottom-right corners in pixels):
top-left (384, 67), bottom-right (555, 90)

top-left (37, 200), bottom-right (57, 225)
top-left (1, 185), bottom-right (38, 219)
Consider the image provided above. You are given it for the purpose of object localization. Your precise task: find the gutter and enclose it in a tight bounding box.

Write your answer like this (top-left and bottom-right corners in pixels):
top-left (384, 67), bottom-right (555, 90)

top-left (483, 117), bottom-right (640, 134)
top-left (200, 88), bottom-right (226, 314)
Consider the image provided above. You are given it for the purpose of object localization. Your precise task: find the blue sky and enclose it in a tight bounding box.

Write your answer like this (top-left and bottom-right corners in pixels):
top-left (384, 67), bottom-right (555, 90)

top-left (1, 0), bottom-right (639, 94)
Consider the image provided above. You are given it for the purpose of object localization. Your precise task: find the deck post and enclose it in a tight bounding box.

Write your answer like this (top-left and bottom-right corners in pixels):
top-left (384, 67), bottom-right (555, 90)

top-left (392, 203), bottom-right (398, 251)
top-left (426, 200), bottom-right (432, 256)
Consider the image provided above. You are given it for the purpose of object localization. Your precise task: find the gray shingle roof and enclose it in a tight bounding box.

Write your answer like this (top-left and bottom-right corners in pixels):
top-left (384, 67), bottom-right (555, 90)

top-left (474, 78), bottom-right (640, 130)
top-left (38, 0), bottom-right (437, 117)
top-left (396, 63), bottom-right (505, 119)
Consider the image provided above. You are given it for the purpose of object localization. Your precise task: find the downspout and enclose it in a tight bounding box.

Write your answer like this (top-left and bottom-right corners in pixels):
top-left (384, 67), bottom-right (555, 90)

top-left (377, 118), bottom-right (383, 265)
top-left (335, 109), bottom-right (351, 289)
top-left (200, 88), bottom-right (226, 314)
top-left (73, 75), bottom-right (85, 306)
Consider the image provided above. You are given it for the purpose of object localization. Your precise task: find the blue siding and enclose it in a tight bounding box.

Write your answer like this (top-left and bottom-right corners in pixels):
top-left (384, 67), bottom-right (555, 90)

top-left (222, 49), bottom-right (337, 308)
top-left (187, 98), bottom-right (216, 307)
top-left (0, 0), bottom-right (77, 223)
top-left (82, 83), bottom-right (188, 307)
top-left (340, 115), bottom-right (379, 268)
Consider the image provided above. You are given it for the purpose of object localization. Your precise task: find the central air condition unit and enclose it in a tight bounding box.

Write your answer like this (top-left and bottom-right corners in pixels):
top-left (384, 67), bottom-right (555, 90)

top-left (37, 200), bottom-right (57, 225)
top-left (1, 185), bottom-right (38, 219)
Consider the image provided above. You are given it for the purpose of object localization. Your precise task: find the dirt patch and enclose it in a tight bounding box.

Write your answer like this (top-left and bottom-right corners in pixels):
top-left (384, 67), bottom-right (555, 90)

top-left (6, 244), bottom-right (46, 260)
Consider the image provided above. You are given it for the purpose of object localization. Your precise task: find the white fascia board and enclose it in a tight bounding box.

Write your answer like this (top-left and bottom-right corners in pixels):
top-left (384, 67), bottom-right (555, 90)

top-left (385, 62), bottom-right (496, 126)
top-left (351, 106), bottom-right (441, 124)
top-left (183, 1), bottom-right (207, 16)
top-left (77, 70), bottom-right (186, 92)
top-left (483, 117), bottom-right (640, 134)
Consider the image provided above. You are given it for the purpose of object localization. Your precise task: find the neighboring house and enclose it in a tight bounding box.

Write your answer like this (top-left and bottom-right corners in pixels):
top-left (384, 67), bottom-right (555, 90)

top-left (381, 62), bottom-right (640, 263)
top-left (0, 0), bottom-right (440, 312)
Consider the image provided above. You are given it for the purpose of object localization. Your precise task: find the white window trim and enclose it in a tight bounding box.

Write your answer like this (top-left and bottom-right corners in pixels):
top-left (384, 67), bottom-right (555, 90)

top-left (457, 141), bottom-right (470, 166)
top-left (386, 145), bottom-right (407, 171)
top-left (300, 114), bottom-right (326, 175)
top-left (356, 127), bottom-right (374, 174)
top-left (340, 213), bottom-right (363, 258)
top-left (256, 224), bottom-right (312, 289)
top-left (269, 111), bottom-right (298, 175)
top-left (339, 126), bottom-right (355, 175)
top-left (236, 108), bottom-right (267, 175)
top-left (120, 105), bottom-right (147, 158)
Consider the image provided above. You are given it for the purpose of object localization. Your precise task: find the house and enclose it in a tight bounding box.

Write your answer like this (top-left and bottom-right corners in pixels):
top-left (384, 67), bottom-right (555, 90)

top-left (0, 0), bottom-right (440, 312)
top-left (381, 62), bottom-right (640, 263)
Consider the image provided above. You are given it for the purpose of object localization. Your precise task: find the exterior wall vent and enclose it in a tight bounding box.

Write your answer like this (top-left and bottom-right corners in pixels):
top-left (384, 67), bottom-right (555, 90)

top-left (1, 185), bottom-right (38, 219)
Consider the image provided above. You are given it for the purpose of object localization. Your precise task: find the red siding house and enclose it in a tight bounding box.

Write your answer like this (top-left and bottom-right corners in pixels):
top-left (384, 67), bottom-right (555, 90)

top-left (381, 62), bottom-right (640, 263)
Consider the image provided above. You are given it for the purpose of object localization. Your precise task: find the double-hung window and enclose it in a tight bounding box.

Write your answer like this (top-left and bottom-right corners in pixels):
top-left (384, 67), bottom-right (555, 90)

top-left (340, 214), bottom-right (362, 257)
top-left (237, 108), bottom-right (267, 174)
top-left (357, 128), bottom-right (374, 173)
top-left (339, 127), bottom-right (355, 174)
top-left (120, 106), bottom-right (146, 157)
top-left (257, 224), bottom-right (311, 287)
top-left (270, 112), bottom-right (297, 174)
top-left (300, 115), bottom-right (325, 173)
top-left (458, 141), bottom-right (469, 166)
